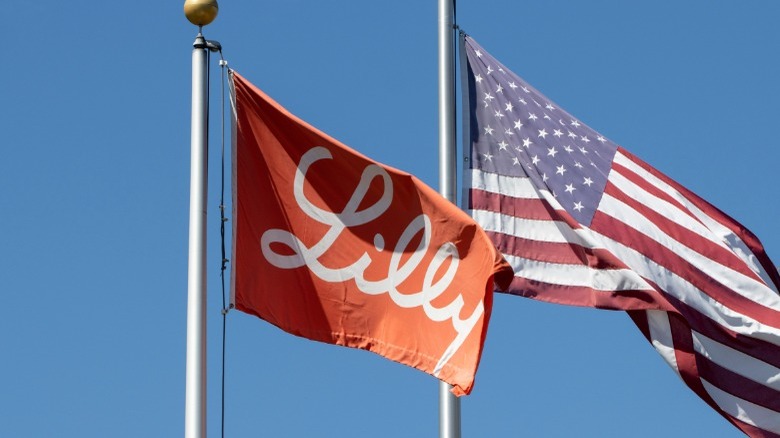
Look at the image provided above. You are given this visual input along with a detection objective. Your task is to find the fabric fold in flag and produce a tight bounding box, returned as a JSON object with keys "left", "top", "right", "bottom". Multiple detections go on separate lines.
{"left": 230, "top": 71, "right": 512, "bottom": 396}
{"left": 461, "top": 34, "right": 780, "bottom": 435}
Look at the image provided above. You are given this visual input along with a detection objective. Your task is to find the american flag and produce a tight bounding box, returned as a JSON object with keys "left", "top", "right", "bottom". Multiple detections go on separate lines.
{"left": 462, "top": 34, "right": 780, "bottom": 437}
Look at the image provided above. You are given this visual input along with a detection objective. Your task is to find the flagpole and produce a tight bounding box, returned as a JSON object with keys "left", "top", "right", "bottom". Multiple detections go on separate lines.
{"left": 184, "top": 1, "right": 219, "bottom": 437}
{"left": 438, "top": 0, "right": 461, "bottom": 437}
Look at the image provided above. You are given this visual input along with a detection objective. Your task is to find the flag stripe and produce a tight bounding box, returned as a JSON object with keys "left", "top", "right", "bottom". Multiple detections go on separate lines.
{"left": 470, "top": 188, "right": 559, "bottom": 221}
{"left": 646, "top": 310, "right": 681, "bottom": 375}
{"left": 702, "top": 379, "right": 780, "bottom": 434}
{"left": 506, "top": 276, "right": 664, "bottom": 310}
{"left": 484, "top": 229, "right": 625, "bottom": 269}
{"left": 501, "top": 252, "right": 652, "bottom": 292}
{"left": 470, "top": 208, "right": 579, "bottom": 245}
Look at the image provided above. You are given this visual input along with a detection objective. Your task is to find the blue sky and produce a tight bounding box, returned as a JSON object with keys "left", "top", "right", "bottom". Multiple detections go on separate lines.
{"left": 3, "top": 1, "right": 778, "bottom": 436}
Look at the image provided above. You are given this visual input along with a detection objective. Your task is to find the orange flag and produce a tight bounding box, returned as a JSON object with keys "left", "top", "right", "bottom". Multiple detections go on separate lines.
{"left": 230, "top": 71, "right": 511, "bottom": 395}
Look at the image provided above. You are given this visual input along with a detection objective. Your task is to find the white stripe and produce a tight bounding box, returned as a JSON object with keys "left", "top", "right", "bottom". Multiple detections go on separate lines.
{"left": 614, "top": 151, "right": 778, "bottom": 294}
{"left": 598, "top": 192, "right": 780, "bottom": 311}
{"left": 693, "top": 331, "right": 780, "bottom": 391}
{"left": 702, "top": 379, "right": 780, "bottom": 434}
{"left": 646, "top": 310, "right": 680, "bottom": 376}
{"left": 470, "top": 168, "right": 541, "bottom": 200}
{"left": 470, "top": 209, "right": 575, "bottom": 244}
{"left": 502, "top": 253, "right": 653, "bottom": 292}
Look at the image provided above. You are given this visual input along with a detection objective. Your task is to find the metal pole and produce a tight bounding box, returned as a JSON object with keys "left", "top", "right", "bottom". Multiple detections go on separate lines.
{"left": 438, "top": 0, "right": 461, "bottom": 437}
{"left": 185, "top": 32, "right": 209, "bottom": 438}
{"left": 438, "top": 0, "right": 457, "bottom": 204}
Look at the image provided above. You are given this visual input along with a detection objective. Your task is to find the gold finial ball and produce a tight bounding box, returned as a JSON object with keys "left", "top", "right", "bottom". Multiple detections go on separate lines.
{"left": 184, "top": 0, "right": 219, "bottom": 26}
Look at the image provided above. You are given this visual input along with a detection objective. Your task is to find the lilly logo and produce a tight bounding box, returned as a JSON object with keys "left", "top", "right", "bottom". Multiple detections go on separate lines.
{"left": 260, "top": 146, "right": 482, "bottom": 374}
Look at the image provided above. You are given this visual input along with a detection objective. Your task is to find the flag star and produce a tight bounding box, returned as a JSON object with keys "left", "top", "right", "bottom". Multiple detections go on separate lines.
{"left": 504, "top": 129, "right": 514, "bottom": 136}
{"left": 509, "top": 81, "right": 518, "bottom": 89}
{"left": 556, "top": 165, "right": 567, "bottom": 175}
{"left": 496, "top": 84, "right": 503, "bottom": 93}
{"left": 483, "top": 152, "right": 493, "bottom": 161}
{"left": 581, "top": 135, "right": 590, "bottom": 143}
{"left": 484, "top": 125, "right": 494, "bottom": 135}
{"left": 543, "top": 114, "right": 551, "bottom": 120}
{"left": 475, "top": 74, "right": 483, "bottom": 83}
{"left": 484, "top": 92, "right": 495, "bottom": 101}
{"left": 512, "top": 157, "right": 520, "bottom": 166}
{"left": 553, "top": 129, "right": 563, "bottom": 138}
{"left": 495, "top": 110, "right": 504, "bottom": 118}
{"left": 564, "top": 145, "right": 574, "bottom": 153}
{"left": 542, "top": 173, "right": 549, "bottom": 182}
{"left": 574, "top": 161, "right": 583, "bottom": 169}
{"left": 547, "top": 146, "right": 557, "bottom": 157}
{"left": 597, "top": 135, "right": 607, "bottom": 143}
{"left": 475, "top": 50, "right": 483, "bottom": 57}
{"left": 546, "top": 103, "right": 555, "bottom": 111}
{"left": 573, "top": 201, "right": 584, "bottom": 212}
{"left": 579, "top": 146, "right": 589, "bottom": 154}
{"left": 498, "top": 141, "right": 509, "bottom": 151}
{"left": 522, "top": 86, "right": 530, "bottom": 93}
{"left": 486, "top": 65, "right": 494, "bottom": 74}
{"left": 532, "top": 155, "right": 540, "bottom": 165}
{"left": 538, "top": 128, "right": 548, "bottom": 138}
{"left": 533, "top": 99, "right": 542, "bottom": 107}
{"left": 498, "top": 67, "right": 505, "bottom": 73}
{"left": 514, "top": 120, "right": 523, "bottom": 130}
{"left": 565, "top": 183, "right": 576, "bottom": 194}
{"left": 519, "top": 98, "right": 527, "bottom": 105}
{"left": 483, "top": 100, "right": 489, "bottom": 108}
{"left": 559, "top": 119, "right": 566, "bottom": 126}
{"left": 583, "top": 177, "right": 594, "bottom": 186}
{"left": 571, "top": 120, "right": 581, "bottom": 127}
{"left": 505, "top": 102, "right": 514, "bottom": 112}
{"left": 567, "top": 131, "right": 577, "bottom": 139}
{"left": 528, "top": 113, "right": 538, "bottom": 121}
{"left": 523, "top": 137, "right": 533, "bottom": 148}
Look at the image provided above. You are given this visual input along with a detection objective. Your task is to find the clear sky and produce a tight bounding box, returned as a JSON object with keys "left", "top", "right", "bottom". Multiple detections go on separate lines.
{"left": 3, "top": 1, "right": 778, "bottom": 437}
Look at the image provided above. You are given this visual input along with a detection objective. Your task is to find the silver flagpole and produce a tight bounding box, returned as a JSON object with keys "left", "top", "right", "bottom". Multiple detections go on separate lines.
{"left": 438, "top": 0, "right": 461, "bottom": 437}
{"left": 184, "top": 1, "right": 219, "bottom": 437}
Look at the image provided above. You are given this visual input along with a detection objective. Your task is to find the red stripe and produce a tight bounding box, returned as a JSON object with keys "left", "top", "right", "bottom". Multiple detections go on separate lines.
{"left": 484, "top": 230, "right": 626, "bottom": 270}
{"left": 696, "top": 354, "right": 780, "bottom": 413}
{"left": 627, "top": 310, "right": 651, "bottom": 341}
{"left": 503, "top": 276, "right": 665, "bottom": 311}
{"left": 605, "top": 178, "right": 766, "bottom": 284}
{"left": 591, "top": 212, "right": 780, "bottom": 331}
{"left": 664, "top": 313, "right": 743, "bottom": 431}
{"left": 731, "top": 420, "right": 780, "bottom": 438}
{"left": 470, "top": 188, "right": 554, "bottom": 221}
